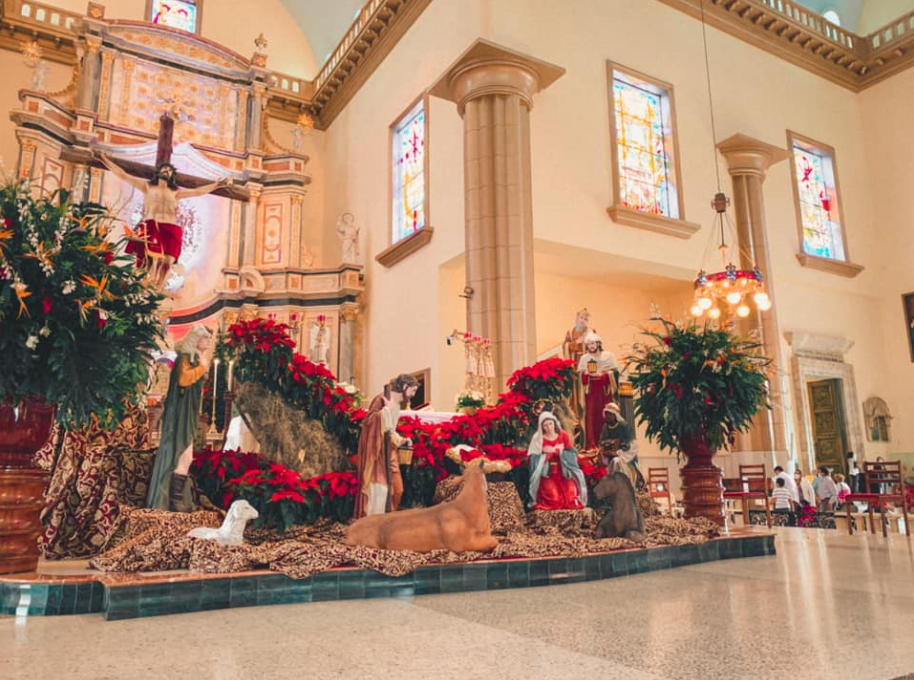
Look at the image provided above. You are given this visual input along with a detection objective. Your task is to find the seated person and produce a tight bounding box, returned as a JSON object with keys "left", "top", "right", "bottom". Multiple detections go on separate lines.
{"left": 834, "top": 472, "right": 851, "bottom": 510}
{"left": 598, "top": 403, "right": 644, "bottom": 491}
{"left": 527, "top": 411, "right": 587, "bottom": 511}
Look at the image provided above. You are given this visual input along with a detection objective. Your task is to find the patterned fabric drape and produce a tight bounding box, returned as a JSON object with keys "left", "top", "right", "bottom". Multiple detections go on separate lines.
{"left": 35, "top": 406, "right": 156, "bottom": 559}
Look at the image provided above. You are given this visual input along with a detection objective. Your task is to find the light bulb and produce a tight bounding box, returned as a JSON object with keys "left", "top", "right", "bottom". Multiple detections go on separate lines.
{"left": 722, "top": 280, "right": 730, "bottom": 288}
{"left": 737, "top": 304, "right": 751, "bottom": 318}
{"left": 757, "top": 297, "right": 772, "bottom": 311}
{"left": 726, "top": 291, "right": 742, "bottom": 305}
{"left": 690, "top": 304, "right": 703, "bottom": 317}
{"left": 754, "top": 291, "right": 771, "bottom": 311}
{"left": 698, "top": 296, "right": 713, "bottom": 310}
{"left": 708, "top": 307, "right": 722, "bottom": 320}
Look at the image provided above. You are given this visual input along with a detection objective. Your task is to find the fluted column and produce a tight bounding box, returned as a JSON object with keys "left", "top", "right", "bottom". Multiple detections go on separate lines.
{"left": 75, "top": 37, "right": 101, "bottom": 111}
{"left": 432, "top": 41, "right": 563, "bottom": 387}
{"left": 717, "top": 134, "right": 789, "bottom": 463}
{"left": 339, "top": 305, "right": 360, "bottom": 385}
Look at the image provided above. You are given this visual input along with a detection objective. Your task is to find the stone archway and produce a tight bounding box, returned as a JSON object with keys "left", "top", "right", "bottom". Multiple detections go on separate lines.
{"left": 786, "top": 332, "right": 865, "bottom": 473}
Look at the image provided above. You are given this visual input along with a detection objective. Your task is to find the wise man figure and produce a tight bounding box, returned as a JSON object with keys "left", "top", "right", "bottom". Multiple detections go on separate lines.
{"left": 562, "top": 308, "right": 594, "bottom": 434}
{"left": 599, "top": 402, "right": 644, "bottom": 491}
{"left": 578, "top": 331, "right": 619, "bottom": 450}
{"left": 353, "top": 373, "right": 419, "bottom": 519}
{"left": 98, "top": 153, "right": 228, "bottom": 289}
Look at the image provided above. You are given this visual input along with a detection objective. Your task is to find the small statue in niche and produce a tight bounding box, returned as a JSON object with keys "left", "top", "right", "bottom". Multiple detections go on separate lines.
{"left": 309, "top": 317, "right": 332, "bottom": 366}
{"left": 336, "top": 212, "right": 360, "bottom": 264}
{"left": 21, "top": 41, "right": 47, "bottom": 92}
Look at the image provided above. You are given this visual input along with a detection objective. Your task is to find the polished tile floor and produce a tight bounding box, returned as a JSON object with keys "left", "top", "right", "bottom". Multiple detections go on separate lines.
{"left": 3, "top": 527, "right": 914, "bottom": 680}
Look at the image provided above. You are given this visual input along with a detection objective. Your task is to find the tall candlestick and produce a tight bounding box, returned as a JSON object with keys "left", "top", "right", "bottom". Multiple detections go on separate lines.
{"left": 227, "top": 359, "right": 235, "bottom": 392}
{"left": 209, "top": 358, "right": 220, "bottom": 434}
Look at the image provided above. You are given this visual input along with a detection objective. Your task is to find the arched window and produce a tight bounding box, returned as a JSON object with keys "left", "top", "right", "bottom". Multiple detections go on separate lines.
{"left": 822, "top": 10, "right": 841, "bottom": 26}
{"left": 149, "top": 0, "right": 201, "bottom": 34}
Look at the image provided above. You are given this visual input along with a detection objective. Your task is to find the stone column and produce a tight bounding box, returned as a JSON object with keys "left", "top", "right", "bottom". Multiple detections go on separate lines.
{"left": 339, "top": 305, "right": 360, "bottom": 385}
{"left": 240, "top": 185, "right": 261, "bottom": 266}
{"left": 717, "top": 134, "right": 790, "bottom": 464}
{"left": 75, "top": 37, "right": 101, "bottom": 111}
{"left": 249, "top": 83, "right": 267, "bottom": 151}
{"left": 432, "top": 41, "right": 563, "bottom": 387}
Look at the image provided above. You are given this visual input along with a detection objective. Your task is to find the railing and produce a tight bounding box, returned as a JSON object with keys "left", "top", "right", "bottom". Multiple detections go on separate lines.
{"left": 6, "top": 0, "right": 81, "bottom": 34}
{"left": 314, "top": 0, "right": 386, "bottom": 90}
{"left": 269, "top": 71, "right": 305, "bottom": 96}
{"left": 755, "top": 0, "right": 856, "bottom": 49}
{"left": 868, "top": 9, "right": 914, "bottom": 51}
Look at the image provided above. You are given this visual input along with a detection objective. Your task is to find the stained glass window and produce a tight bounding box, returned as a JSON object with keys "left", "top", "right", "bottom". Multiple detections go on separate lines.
{"left": 612, "top": 70, "right": 680, "bottom": 219}
{"left": 391, "top": 99, "right": 426, "bottom": 244}
{"left": 150, "top": 0, "right": 199, "bottom": 34}
{"left": 792, "top": 139, "right": 845, "bottom": 260}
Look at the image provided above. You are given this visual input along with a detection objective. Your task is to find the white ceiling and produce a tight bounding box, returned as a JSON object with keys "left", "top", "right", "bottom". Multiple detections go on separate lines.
{"left": 278, "top": 0, "right": 366, "bottom": 65}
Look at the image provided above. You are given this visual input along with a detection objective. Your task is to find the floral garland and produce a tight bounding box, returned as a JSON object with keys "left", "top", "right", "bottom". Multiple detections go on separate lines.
{"left": 205, "top": 319, "right": 603, "bottom": 528}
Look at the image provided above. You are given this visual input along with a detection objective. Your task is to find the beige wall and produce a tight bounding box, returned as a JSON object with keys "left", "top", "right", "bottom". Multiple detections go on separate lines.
{"left": 44, "top": 0, "right": 318, "bottom": 77}
{"left": 859, "top": 66, "right": 914, "bottom": 454}
{"left": 857, "top": 0, "right": 914, "bottom": 34}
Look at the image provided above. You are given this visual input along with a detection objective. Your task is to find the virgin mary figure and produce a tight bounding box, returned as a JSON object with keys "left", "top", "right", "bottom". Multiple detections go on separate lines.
{"left": 527, "top": 411, "right": 588, "bottom": 510}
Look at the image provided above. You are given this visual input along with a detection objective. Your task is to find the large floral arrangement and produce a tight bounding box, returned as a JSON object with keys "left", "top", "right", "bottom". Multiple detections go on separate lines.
{"left": 627, "top": 317, "right": 770, "bottom": 457}
{"left": 0, "top": 183, "right": 162, "bottom": 427}
{"left": 225, "top": 318, "right": 365, "bottom": 452}
{"left": 192, "top": 448, "right": 356, "bottom": 532}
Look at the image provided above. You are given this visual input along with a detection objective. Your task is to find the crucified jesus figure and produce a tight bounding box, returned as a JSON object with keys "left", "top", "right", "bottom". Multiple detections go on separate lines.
{"left": 97, "top": 153, "right": 229, "bottom": 289}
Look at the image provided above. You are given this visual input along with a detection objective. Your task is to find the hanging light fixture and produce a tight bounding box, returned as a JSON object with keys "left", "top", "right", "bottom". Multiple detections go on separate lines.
{"left": 691, "top": 0, "right": 771, "bottom": 324}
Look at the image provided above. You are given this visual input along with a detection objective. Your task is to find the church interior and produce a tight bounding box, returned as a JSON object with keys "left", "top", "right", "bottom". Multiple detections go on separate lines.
{"left": 3, "top": 1, "right": 914, "bottom": 678}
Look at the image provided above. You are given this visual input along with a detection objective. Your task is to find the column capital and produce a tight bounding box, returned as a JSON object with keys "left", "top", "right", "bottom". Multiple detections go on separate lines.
{"left": 430, "top": 39, "right": 564, "bottom": 115}
{"left": 717, "top": 133, "right": 789, "bottom": 180}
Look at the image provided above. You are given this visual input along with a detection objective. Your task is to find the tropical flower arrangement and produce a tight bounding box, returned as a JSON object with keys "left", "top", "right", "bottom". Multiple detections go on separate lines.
{"left": 627, "top": 317, "right": 770, "bottom": 458}
{"left": 0, "top": 183, "right": 163, "bottom": 427}
{"left": 191, "top": 447, "right": 357, "bottom": 532}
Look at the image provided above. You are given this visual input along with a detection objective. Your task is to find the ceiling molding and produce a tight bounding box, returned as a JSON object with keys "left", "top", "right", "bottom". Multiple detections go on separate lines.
{"left": 656, "top": 0, "right": 914, "bottom": 92}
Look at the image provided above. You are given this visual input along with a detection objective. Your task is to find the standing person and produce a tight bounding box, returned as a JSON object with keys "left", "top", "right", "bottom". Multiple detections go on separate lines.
{"left": 353, "top": 374, "right": 418, "bottom": 519}
{"left": 847, "top": 451, "right": 860, "bottom": 493}
{"left": 817, "top": 466, "right": 838, "bottom": 513}
{"left": 771, "top": 477, "right": 795, "bottom": 523}
{"left": 795, "top": 469, "right": 816, "bottom": 508}
{"left": 578, "top": 331, "right": 619, "bottom": 450}
{"left": 146, "top": 324, "right": 212, "bottom": 511}
{"left": 773, "top": 465, "right": 799, "bottom": 505}
{"left": 834, "top": 473, "right": 851, "bottom": 510}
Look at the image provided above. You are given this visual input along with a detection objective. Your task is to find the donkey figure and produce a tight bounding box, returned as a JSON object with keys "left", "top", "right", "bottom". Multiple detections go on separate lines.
{"left": 593, "top": 471, "right": 645, "bottom": 541}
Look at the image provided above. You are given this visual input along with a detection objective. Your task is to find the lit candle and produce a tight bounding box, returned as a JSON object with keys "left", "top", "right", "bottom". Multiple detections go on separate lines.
{"left": 210, "top": 358, "right": 220, "bottom": 431}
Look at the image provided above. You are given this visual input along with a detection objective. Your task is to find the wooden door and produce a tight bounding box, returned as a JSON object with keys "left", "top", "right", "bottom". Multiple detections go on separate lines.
{"left": 807, "top": 379, "right": 847, "bottom": 474}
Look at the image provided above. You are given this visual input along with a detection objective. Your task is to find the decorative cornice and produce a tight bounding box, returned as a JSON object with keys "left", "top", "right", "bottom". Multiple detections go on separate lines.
{"left": 375, "top": 226, "right": 434, "bottom": 267}
{"left": 656, "top": 0, "right": 914, "bottom": 92}
{"left": 795, "top": 252, "right": 864, "bottom": 278}
{"left": 606, "top": 204, "right": 701, "bottom": 239}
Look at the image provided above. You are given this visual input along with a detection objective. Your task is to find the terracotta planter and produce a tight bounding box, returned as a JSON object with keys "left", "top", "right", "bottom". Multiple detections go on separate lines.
{"left": 0, "top": 399, "right": 54, "bottom": 574}
{"left": 678, "top": 432, "right": 725, "bottom": 526}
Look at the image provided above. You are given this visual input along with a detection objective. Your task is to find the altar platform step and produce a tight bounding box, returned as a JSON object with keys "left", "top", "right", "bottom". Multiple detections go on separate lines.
{"left": 1, "top": 528, "right": 775, "bottom": 621}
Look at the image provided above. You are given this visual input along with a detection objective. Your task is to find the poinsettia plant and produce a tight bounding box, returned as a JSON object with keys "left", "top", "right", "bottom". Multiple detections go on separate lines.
{"left": 627, "top": 317, "right": 770, "bottom": 458}
{"left": 0, "top": 182, "right": 163, "bottom": 428}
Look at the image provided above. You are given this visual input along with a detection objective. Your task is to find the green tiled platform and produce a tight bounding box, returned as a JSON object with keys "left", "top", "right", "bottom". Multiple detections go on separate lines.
{"left": 1, "top": 533, "right": 774, "bottom": 620}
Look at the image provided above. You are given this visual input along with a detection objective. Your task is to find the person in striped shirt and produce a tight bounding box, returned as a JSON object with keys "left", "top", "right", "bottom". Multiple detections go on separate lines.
{"left": 772, "top": 477, "right": 795, "bottom": 521}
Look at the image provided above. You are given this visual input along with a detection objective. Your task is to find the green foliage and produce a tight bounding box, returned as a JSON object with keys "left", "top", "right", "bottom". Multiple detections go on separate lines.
{"left": 627, "top": 317, "right": 770, "bottom": 458}
{"left": 0, "top": 182, "right": 163, "bottom": 428}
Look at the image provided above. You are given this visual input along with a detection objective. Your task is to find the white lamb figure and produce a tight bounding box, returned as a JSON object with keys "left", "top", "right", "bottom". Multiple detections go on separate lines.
{"left": 187, "top": 500, "right": 259, "bottom": 546}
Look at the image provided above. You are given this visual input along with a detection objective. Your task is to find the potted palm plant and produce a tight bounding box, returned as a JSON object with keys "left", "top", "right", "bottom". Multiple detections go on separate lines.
{"left": 0, "top": 182, "right": 162, "bottom": 573}
{"left": 627, "top": 317, "right": 770, "bottom": 524}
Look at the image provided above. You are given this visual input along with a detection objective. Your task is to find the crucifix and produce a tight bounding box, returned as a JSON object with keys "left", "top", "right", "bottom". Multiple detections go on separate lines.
{"left": 72, "top": 112, "right": 249, "bottom": 289}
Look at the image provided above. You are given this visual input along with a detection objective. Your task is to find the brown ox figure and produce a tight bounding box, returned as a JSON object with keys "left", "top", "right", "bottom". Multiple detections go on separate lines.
{"left": 593, "top": 471, "right": 645, "bottom": 541}
{"left": 345, "top": 460, "right": 498, "bottom": 553}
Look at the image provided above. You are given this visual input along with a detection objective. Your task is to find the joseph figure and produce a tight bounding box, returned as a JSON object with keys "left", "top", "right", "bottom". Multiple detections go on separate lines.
{"left": 353, "top": 373, "right": 419, "bottom": 519}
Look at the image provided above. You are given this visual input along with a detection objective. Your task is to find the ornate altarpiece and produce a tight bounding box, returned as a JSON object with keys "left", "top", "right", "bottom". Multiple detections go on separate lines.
{"left": 10, "top": 14, "right": 364, "bottom": 385}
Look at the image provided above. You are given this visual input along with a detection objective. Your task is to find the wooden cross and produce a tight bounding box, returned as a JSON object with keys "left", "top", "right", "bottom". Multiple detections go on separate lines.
{"left": 64, "top": 112, "right": 250, "bottom": 202}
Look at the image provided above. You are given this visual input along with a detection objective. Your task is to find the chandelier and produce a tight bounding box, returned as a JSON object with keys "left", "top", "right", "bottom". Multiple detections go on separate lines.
{"left": 690, "top": 0, "right": 772, "bottom": 324}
